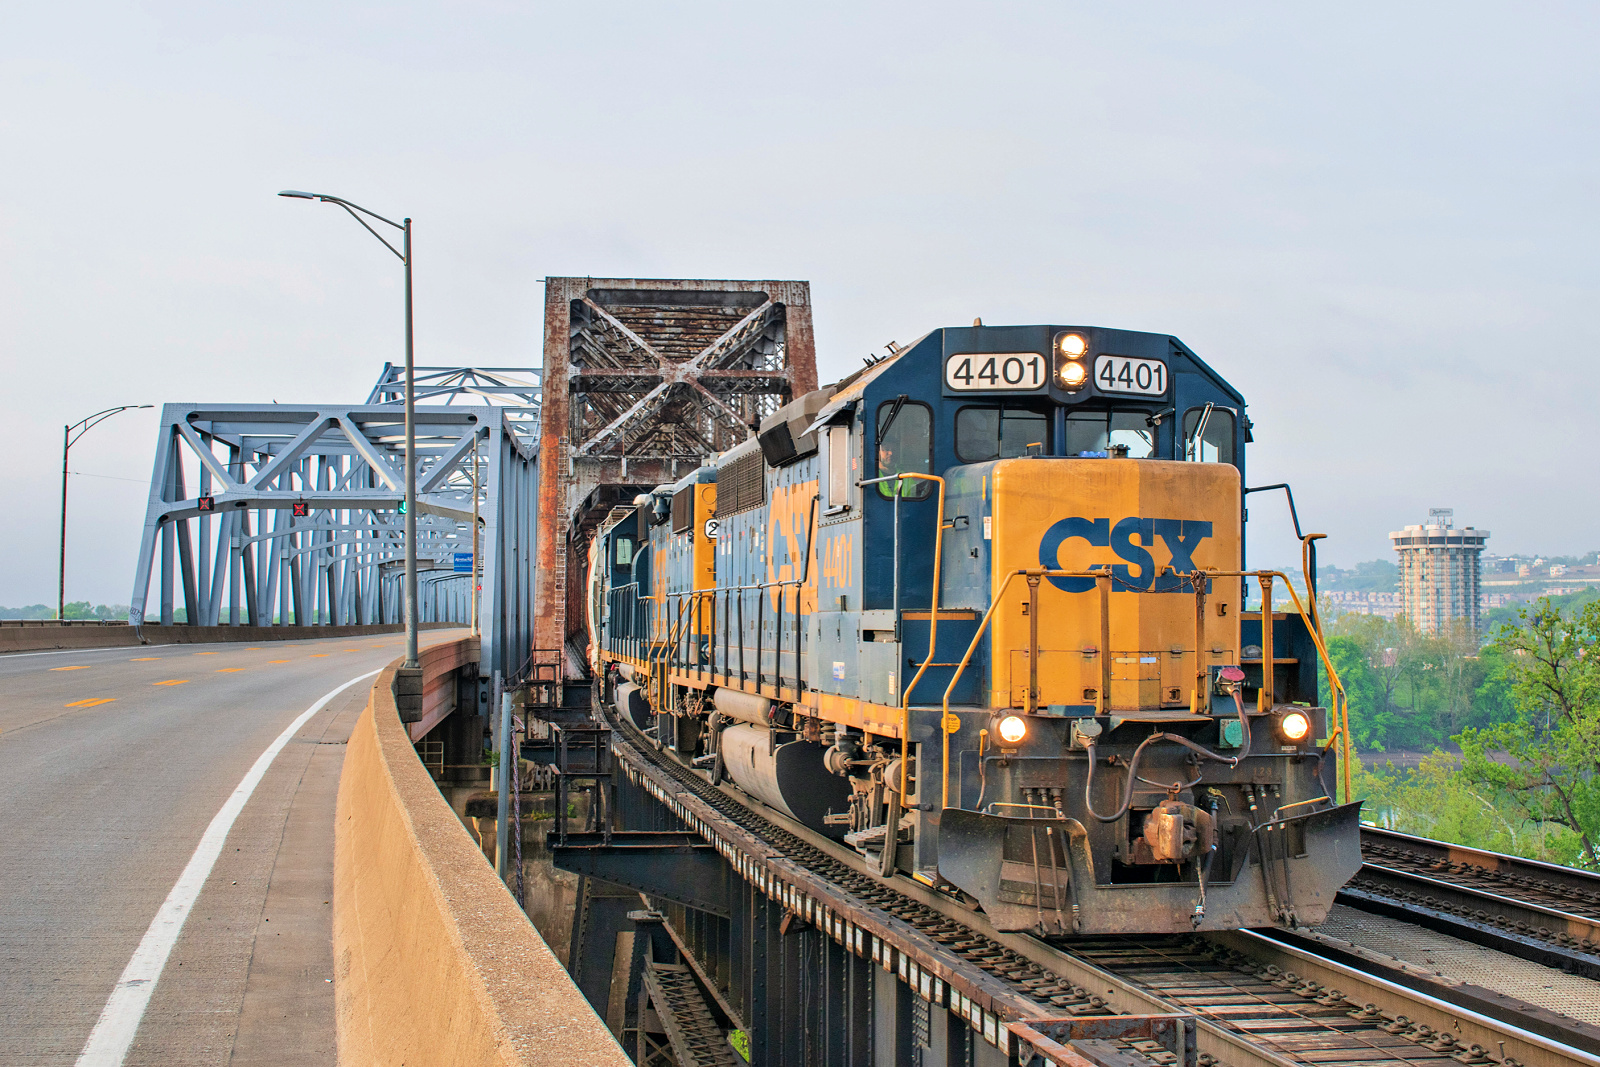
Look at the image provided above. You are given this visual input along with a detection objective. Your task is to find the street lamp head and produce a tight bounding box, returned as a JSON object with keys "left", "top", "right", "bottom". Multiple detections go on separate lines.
{"left": 278, "top": 189, "right": 318, "bottom": 200}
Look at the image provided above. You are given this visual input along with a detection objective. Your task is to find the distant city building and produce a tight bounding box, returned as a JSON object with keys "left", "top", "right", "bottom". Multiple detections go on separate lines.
{"left": 1323, "top": 590, "right": 1403, "bottom": 620}
{"left": 1389, "top": 509, "right": 1489, "bottom": 633}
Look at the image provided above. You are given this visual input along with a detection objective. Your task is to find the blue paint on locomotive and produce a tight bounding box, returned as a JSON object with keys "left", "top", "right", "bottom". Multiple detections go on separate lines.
{"left": 594, "top": 322, "right": 1256, "bottom": 710}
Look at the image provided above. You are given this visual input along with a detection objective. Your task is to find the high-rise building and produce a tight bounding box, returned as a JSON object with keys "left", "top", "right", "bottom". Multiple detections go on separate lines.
{"left": 1389, "top": 509, "right": 1489, "bottom": 633}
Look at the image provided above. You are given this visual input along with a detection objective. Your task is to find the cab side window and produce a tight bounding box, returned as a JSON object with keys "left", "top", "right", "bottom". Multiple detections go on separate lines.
{"left": 1183, "top": 406, "right": 1236, "bottom": 464}
{"left": 824, "top": 424, "right": 853, "bottom": 511}
{"left": 955, "top": 406, "right": 1049, "bottom": 462}
{"left": 874, "top": 399, "right": 933, "bottom": 499}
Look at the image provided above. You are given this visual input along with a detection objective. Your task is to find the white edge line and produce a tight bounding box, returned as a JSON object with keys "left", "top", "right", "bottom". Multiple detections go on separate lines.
{"left": 74, "top": 667, "right": 383, "bottom": 1067}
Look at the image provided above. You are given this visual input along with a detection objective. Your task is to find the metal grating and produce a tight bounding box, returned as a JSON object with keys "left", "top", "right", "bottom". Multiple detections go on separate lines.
{"left": 640, "top": 961, "right": 744, "bottom": 1067}
{"left": 715, "top": 449, "right": 765, "bottom": 518}
{"left": 671, "top": 486, "right": 694, "bottom": 534}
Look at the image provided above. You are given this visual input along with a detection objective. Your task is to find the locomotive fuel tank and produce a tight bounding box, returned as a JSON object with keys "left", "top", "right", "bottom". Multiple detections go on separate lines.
{"left": 719, "top": 723, "right": 854, "bottom": 838}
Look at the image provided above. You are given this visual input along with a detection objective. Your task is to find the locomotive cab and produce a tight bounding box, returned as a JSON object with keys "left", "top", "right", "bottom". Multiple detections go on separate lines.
{"left": 588, "top": 321, "right": 1363, "bottom": 937}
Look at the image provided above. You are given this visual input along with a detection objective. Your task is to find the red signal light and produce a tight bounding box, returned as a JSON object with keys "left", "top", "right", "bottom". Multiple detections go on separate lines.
{"left": 292, "top": 501, "right": 310, "bottom": 517}
{"left": 196, "top": 495, "right": 215, "bottom": 512}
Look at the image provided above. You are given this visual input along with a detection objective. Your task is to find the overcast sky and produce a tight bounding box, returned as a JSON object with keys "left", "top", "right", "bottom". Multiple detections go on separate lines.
{"left": 3, "top": 2, "right": 1596, "bottom": 606}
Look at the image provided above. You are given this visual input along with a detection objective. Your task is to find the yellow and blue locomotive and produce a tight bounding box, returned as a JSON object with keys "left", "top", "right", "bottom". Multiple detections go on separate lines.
{"left": 588, "top": 322, "right": 1361, "bottom": 935}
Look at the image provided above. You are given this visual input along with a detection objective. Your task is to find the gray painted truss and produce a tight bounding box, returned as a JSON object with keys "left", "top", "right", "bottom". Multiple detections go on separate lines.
{"left": 129, "top": 399, "right": 539, "bottom": 683}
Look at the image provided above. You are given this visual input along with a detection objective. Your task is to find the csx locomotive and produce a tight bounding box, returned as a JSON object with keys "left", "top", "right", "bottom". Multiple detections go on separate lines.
{"left": 588, "top": 322, "right": 1362, "bottom": 935}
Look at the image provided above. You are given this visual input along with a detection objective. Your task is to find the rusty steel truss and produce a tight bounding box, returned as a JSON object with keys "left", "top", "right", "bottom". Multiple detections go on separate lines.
{"left": 536, "top": 279, "right": 817, "bottom": 677}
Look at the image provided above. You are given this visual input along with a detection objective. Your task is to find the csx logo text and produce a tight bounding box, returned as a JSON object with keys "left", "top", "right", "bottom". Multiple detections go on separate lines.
{"left": 1039, "top": 517, "right": 1214, "bottom": 592}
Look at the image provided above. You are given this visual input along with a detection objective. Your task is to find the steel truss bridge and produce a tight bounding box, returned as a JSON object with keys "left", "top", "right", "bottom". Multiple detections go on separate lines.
{"left": 128, "top": 366, "right": 540, "bottom": 683}
{"left": 117, "top": 276, "right": 1600, "bottom": 1067}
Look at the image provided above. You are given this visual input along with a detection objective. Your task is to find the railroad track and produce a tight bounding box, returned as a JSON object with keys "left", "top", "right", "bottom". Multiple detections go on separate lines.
{"left": 579, "top": 709, "right": 1600, "bottom": 1067}
{"left": 1348, "top": 828, "right": 1600, "bottom": 979}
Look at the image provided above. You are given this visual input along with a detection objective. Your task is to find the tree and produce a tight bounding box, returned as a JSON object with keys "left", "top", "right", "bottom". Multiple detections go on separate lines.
{"left": 1453, "top": 598, "right": 1600, "bottom": 868}
{"left": 1322, "top": 611, "right": 1415, "bottom": 749}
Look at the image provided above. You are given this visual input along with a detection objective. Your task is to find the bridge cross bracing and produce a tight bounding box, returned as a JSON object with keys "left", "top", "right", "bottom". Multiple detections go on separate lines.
{"left": 128, "top": 370, "right": 540, "bottom": 685}
{"left": 535, "top": 278, "right": 818, "bottom": 678}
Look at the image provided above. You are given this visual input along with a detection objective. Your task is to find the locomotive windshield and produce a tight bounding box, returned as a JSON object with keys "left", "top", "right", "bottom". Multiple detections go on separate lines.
{"left": 1184, "top": 405, "right": 1236, "bottom": 464}
{"left": 1064, "top": 409, "right": 1157, "bottom": 458}
{"left": 953, "top": 405, "right": 1049, "bottom": 462}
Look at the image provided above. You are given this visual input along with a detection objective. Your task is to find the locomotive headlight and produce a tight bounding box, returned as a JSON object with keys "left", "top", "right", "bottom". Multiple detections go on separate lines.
{"left": 1058, "top": 360, "right": 1088, "bottom": 387}
{"left": 997, "top": 715, "right": 1028, "bottom": 744}
{"left": 1278, "top": 710, "right": 1311, "bottom": 743}
{"left": 1057, "top": 332, "right": 1088, "bottom": 357}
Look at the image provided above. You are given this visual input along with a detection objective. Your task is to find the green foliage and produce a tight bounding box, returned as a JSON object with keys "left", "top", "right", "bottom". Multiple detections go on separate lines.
{"left": 1483, "top": 586, "right": 1599, "bottom": 634}
{"left": 1318, "top": 609, "right": 1502, "bottom": 752}
{"left": 1347, "top": 597, "right": 1600, "bottom": 869}
{"left": 0, "top": 602, "right": 132, "bottom": 620}
{"left": 0, "top": 604, "right": 56, "bottom": 619}
{"left": 1451, "top": 599, "right": 1600, "bottom": 867}
{"left": 1353, "top": 750, "right": 1588, "bottom": 865}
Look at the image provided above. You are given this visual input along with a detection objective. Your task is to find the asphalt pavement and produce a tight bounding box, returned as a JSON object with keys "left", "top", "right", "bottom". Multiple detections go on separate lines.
{"left": 0, "top": 630, "right": 465, "bottom": 1066}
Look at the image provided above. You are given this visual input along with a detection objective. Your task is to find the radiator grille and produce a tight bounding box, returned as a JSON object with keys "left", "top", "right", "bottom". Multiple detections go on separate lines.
{"left": 716, "top": 450, "right": 765, "bottom": 517}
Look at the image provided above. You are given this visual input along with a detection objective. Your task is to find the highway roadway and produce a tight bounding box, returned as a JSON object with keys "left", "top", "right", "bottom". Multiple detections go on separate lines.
{"left": 0, "top": 630, "right": 465, "bottom": 1066}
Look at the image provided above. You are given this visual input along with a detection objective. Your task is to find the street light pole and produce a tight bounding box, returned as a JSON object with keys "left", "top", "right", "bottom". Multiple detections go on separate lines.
{"left": 59, "top": 405, "right": 152, "bottom": 620}
{"left": 403, "top": 216, "right": 418, "bottom": 669}
{"left": 279, "top": 190, "right": 419, "bottom": 669}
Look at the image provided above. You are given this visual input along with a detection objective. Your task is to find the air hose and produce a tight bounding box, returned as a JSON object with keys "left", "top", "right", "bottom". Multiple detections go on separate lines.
{"left": 1083, "top": 691, "right": 1253, "bottom": 824}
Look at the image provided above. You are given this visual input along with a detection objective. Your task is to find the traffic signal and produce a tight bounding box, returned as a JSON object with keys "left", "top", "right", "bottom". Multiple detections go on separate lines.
{"left": 398, "top": 499, "right": 407, "bottom": 515}
{"left": 197, "top": 496, "right": 215, "bottom": 512}
{"left": 292, "top": 501, "right": 310, "bottom": 518}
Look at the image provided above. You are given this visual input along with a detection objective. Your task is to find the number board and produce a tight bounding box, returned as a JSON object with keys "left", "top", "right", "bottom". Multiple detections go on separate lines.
{"left": 1094, "top": 355, "right": 1167, "bottom": 396}
{"left": 944, "top": 352, "right": 1047, "bottom": 392}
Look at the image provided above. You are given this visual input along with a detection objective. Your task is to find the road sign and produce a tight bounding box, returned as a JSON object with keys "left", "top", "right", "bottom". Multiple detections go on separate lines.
{"left": 453, "top": 552, "right": 473, "bottom": 573}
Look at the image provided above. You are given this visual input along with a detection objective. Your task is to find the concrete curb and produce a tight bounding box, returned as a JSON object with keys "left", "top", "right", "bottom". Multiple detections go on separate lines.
{"left": 0, "top": 621, "right": 458, "bottom": 655}
{"left": 333, "top": 638, "right": 629, "bottom": 1066}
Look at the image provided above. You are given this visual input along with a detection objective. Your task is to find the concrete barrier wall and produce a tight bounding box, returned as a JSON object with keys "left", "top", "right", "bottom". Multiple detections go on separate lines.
{"left": 334, "top": 639, "right": 630, "bottom": 1066}
{"left": 0, "top": 620, "right": 458, "bottom": 654}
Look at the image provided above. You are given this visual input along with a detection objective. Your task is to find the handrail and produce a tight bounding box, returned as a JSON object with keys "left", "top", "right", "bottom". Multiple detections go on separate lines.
{"left": 860, "top": 472, "right": 946, "bottom": 801}
{"left": 939, "top": 567, "right": 1112, "bottom": 811}
{"left": 660, "top": 580, "right": 806, "bottom": 692}
{"left": 935, "top": 567, "right": 1354, "bottom": 814}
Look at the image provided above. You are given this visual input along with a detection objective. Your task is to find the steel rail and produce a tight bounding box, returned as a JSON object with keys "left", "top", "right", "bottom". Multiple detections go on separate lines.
{"left": 589, "top": 694, "right": 1600, "bottom": 1067}
{"left": 1361, "top": 827, "right": 1600, "bottom": 916}
{"left": 1341, "top": 827, "right": 1600, "bottom": 980}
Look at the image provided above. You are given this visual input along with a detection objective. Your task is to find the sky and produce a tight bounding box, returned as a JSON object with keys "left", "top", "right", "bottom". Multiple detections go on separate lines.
{"left": 2, "top": 2, "right": 1597, "bottom": 606}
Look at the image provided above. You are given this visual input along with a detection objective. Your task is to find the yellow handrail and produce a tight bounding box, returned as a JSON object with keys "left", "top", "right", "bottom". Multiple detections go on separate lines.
{"left": 938, "top": 567, "right": 1111, "bottom": 811}
{"left": 886, "top": 473, "right": 945, "bottom": 800}
{"left": 933, "top": 567, "right": 1355, "bottom": 813}
{"left": 1191, "top": 569, "right": 1351, "bottom": 803}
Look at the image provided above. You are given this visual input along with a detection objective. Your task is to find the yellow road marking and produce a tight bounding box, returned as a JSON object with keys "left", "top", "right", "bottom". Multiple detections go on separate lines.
{"left": 309, "top": 654, "right": 330, "bottom": 658}
{"left": 66, "top": 698, "right": 116, "bottom": 708}
{"left": 50, "top": 666, "right": 91, "bottom": 671}
{"left": 246, "top": 647, "right": 262, "bottom": 651}
{"left": 130, "top": 657, "right": 159, "bottom": 661}
{"left": 268, "top": 660, "right": 290, "bottom": 664}
{"left": 154, "top": 679, "right": 189, "bottom": 686}
{"left": 193, "top": 651, "right": 219, "bottom": 656}
{"left": 215, "top": 668, "right": 245, "bottom": 673}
